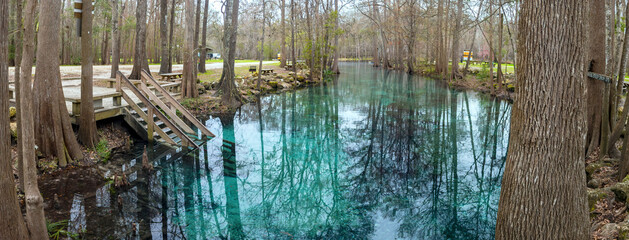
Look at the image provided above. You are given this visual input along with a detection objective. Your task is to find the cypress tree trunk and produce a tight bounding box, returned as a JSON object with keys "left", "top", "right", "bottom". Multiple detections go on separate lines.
{"left": 129, "top": 0, "right": 150, "bottom": 80}
{"left": 168, "top": 0, "right": 176, "bottom": 72}
{"left": 159, "top": 0, "right": 170, "bottom": 74}
{"left": 110, "top": 0, "right": 120, "bottom": 78}
{"left": 79, "top": 0, "right": 98, "bottom": 147}
{"left": 183, "top": 0, "right": 199, "bottom": 98}
{"left": 34, "top": 0, "right": 83, "bottom": 167}
{"left": 20, "top": 0, "right": 50, "bottom": 237}
{"left": 280, "top": 0, "right": 286, "bottom": 67}
{"left": 0, "top": 0, "right": 29, "bottom": 237}
{"left": 199, "top": 0, "right": 209, "bottom": 73}
{"left": 495, "top": 0, "right": 589, "bottom": 238}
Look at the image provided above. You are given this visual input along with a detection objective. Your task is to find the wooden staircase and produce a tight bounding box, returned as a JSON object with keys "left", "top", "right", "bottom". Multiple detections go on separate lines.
{"left": 115, "top": 70, "right": 214, "bottom": 148}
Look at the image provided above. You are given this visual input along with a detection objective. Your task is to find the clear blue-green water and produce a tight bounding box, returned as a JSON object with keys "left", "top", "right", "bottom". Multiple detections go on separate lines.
{"left": 78, "top": 63, "right": 510, "bottom": 239}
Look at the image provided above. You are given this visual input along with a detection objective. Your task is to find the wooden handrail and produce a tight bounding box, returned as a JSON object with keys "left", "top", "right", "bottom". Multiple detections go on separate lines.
{"left": 121, "top": 92, "right": 175, "bottom": 145}
{"left": 117, "top": 71, "right": 198, "bottom": 148}
{"left": 141, "top": 70, "right": 215, "bottom": 138}
{"left": 139, "top": 82, "right": 195, "bottom": 135}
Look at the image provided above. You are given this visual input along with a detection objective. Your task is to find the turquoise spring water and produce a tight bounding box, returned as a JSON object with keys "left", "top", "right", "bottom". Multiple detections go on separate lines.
{"left": 79, "top": 62, "right": 511, "bottom": 239}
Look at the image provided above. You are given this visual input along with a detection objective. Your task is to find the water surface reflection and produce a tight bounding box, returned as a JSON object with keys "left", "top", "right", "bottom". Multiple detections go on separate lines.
{"left": 77, "top": 63, "right": 510, "bottom": 239}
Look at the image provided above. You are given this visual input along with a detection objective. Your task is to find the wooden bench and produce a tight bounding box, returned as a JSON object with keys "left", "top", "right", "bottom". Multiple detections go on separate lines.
{"left": 64, "top": 87, "right": 122, "bottom": 116}
{"left": 260, "top": 69, "right": 273, "bottom": 75}
{"left": 249, "top": 66, "right": 257, "bottom": 73}
{"left": 159, "top": 73, "right": 183, "bottom": 82}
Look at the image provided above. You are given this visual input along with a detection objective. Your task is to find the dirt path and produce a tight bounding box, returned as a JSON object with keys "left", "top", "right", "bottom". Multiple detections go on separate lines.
{"left": 7, "top": 61, "right": 276, "bottom": 81}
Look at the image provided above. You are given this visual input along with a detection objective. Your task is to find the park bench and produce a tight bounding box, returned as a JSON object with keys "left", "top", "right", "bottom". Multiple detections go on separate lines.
{"left": 249, "top": 66, "right": 257, "bottom": 73}
{"left": 159, "top": 73, "right": 183, "bottom": 82}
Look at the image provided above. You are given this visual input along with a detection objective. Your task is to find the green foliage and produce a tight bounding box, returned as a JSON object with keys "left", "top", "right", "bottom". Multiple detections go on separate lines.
{"left": 9, "top": 107, "right": 16, "bottom": 118}
{"left": 47, "top": 220, "right": 79, "bottom": 240}
{"left": 95, "top": 138, "right": 110, "bottom": 163}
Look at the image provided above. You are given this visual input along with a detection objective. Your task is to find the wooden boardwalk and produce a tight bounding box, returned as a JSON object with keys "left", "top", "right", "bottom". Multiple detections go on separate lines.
{"left": 8, "top": 77, "right": 181, "bottom": 124}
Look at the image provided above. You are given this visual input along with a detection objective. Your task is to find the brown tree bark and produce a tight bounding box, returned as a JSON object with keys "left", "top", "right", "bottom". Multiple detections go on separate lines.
{"left": 257, "top": 0, "right": 266, "bottom": 90}
{"left": 159, "top": 0, "right": 169, "bottom": 74}
{"left": 194, "top": 0, "right": 201, "bottom": 52}
{"left": 110, "top": 0, "right": 121, "bottom": 78}
{"left": 0, "top": 0, "right": 29, "bottom": 237}
{"left": 13, "top": 0, "right": 24, "bottom": 191}
{"left": 217, "top": 0, "right": 243, "bottom": 107}
{"left": 331, "top": 0, "right": 340, "bottom": 74}
{"left": 168, "top": 0, "right": 176, "bottom": 72}
{"left": 183, "top": 0, "right": 199, "bottom": 98}
{"left": 19, "top": 0, "right": 50, "bottom": 237}
{"left": 608, "top": 1, "right": 629, "bottom": 155}
{"left": 129, "top": 0, "right": 150, "bottom": 79}
{"left": 450, "top": 0, "right": 463, "bottom": 81}
{"left": 199, "top": 0, "right": 209, "bottom": 73}
{"left": 34, "top": 0, "right": 83, "bottom": 167}
{"left": 79, "top": 0, "right": 98, "bottom": 147}
{"left": 280, "top": 0, "right": 286, "bottom": 67}
{"left": 495, "top": 0, "right": 589, "bottom": 238}
{"left": 291, "top": 0, "right": 296, "bottom": 74}
{"left": 587, "top": 0, "right": 607, "bottom": 156}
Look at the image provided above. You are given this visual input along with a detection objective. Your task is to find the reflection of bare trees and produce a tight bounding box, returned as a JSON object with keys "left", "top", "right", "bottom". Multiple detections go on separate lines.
{"left": 78, "top": 64, "right": 510, "bottom": 239}
{"left": 345, "top": 69, "right": 510, "bottom": 239}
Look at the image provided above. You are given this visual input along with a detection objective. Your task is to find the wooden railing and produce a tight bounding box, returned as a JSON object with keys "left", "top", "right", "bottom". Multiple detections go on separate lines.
{"left": 141, "top": 70, "right": 215, "bottom": 138}
{"left": 116, "top": 71, "right": 198, "bottom": 148}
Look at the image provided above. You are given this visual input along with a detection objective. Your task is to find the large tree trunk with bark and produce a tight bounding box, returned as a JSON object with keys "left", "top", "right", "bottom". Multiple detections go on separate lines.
{"left": 199, "top": 0, "right": 209, "bottom": 73}
{"left": 608, "top": 1, "right": 629, "bottom": 156}
{"left": 19, "top": 0, "right": 50, "bottom": 237}
{"left": 217, "top": 0, "right": 243, "bottom": 108}
{"left": 257, "top": 0, "right": 266, "bottom": 90}
{"left": 331, "top": 0, "right": 340, "bottom": 74}
{"left": 280, "top": 0, "right": 286, "bottom": 67}
{"left": 159, "top": 0, "right": 169, "bottom": 74}
{"left": 587, "top": 0, "right": 607, "bottom": 156}
{"left": 168, "top": 0, "right": 176, "bottom": 72}
{"left": 34, "top": 0, "right": 83, "bottom": 167}
{"left": 183, "top": 0, "right": 199, "bottom": 98}
{"left": 13, "top": 0, "right": 24, "bottom": 191}
{"left": 450, "top": 0, "right": 463, "bottom": 81}
{"left": 495, "top": 0, "right": 589, "bottom": 238}
{"left": 129, "top": 0, "right": 150, "bottom": 79}
{"left": 110, "top": 0, "right": 120, "bottom": 78}
{"left": 0, "top": 0, "right": 29, "bottom": 237}
{"left": 79, "top": 0, "right": 98, "bottom": 147}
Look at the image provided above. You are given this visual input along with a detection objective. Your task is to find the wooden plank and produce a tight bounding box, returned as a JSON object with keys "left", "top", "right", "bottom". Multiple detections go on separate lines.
{"left": 118, "top": 72, "right": 196, "bottom": 148}
{"left": 121, "top": 81, "right": 177, "bottom": 145}
{"left": 141, "top": 70, "right": 215, "bottom": 138}
{"left": 140, "top": 82, "right": 195, "bottom": 135}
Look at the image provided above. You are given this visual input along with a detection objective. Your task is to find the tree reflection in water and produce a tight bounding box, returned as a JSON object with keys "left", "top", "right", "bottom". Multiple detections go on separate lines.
{"left": 77, "top": 63, "right": 509, "bottom": 240}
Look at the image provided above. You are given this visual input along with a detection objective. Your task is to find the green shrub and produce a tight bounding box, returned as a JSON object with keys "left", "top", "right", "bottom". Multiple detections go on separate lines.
{"left": 47, "top": 220, "right": 79, "bottom": 240}
{"left": 95, "top": 138, "right": 110, "bottom": 163}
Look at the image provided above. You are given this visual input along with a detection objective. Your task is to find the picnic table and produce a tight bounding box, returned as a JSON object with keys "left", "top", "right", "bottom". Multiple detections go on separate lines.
{"left": 159, "top": 73, "right": 183, "bottom": 82}
{"left": 260, "top": 69, "right": 274, "bottom": 75}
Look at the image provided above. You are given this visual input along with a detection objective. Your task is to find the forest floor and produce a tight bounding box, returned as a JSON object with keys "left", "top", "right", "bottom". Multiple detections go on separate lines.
{"left": 585, "top": 147, "right": 629, "bottom": 240}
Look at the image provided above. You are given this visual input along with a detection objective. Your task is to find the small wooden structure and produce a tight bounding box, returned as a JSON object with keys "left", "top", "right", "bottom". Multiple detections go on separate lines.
{"left": 260, "top": 69, "right": 274, "bottom": 75}
{"left": 159, "top": 73, "right": 183, "bottom": 82}
{"left": 249, "top": 66, "right": 257, "bottom": 73}
{"left": 116, "top": 70, "right": 214, "bottom": 148}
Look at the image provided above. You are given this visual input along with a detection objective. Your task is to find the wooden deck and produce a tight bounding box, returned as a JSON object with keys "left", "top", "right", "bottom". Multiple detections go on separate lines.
{"left": 7, "top": 77, "right": 182, "bottom": 124}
